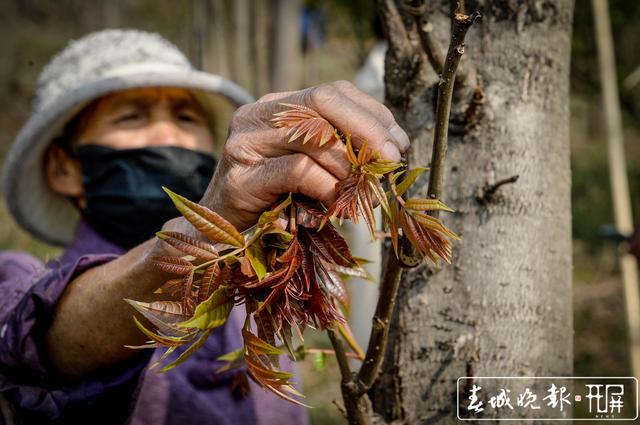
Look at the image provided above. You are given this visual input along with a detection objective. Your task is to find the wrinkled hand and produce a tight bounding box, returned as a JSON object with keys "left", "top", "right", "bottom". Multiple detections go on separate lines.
{"left": 200, "top": 80, "right": 410, "bottom": 231}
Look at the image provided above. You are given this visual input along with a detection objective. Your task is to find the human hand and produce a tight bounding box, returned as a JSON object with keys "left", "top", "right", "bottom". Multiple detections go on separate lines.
{"left": 199, "top": 80, "right": 410, "bottom": 231}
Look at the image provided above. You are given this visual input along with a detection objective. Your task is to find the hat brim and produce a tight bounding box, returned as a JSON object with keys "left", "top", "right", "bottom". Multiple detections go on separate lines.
{"left": 2, "top": 70, "right": 255, "bottom": 246}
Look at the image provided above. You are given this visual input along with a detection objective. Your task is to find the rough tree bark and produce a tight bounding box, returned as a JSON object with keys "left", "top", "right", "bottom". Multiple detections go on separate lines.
{"left": 373, "top": 1, "right": 575, "bottom": 423}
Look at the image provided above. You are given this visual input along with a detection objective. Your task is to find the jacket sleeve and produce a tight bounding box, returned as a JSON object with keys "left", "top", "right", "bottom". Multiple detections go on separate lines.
{"left": 0, "top": 251, "right": 153, "bottom": 424}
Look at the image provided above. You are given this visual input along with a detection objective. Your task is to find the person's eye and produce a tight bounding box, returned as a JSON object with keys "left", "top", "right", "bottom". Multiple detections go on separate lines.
{"left": 178, "top": 113, "right": 195, "bottom": 122}
{"left": 177, "top": 110, "right": 202, "bottom": 124}
{"left": 114, "top": 112, "right": 141, "bottom": 123}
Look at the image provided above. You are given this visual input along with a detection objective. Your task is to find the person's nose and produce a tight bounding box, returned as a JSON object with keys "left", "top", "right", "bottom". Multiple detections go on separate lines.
{"left": 145, "top": 117, "right": 187, "bottom": 148}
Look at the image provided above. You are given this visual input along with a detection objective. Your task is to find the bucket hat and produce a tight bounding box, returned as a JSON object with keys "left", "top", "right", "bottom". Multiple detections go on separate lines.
{"left": 2, "top": 29, "right": 254, "bottom": 247}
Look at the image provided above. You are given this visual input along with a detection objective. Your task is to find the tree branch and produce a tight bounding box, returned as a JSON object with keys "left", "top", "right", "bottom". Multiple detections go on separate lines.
{"left": 328, "top": 5, "right": 480, "bottom": 425}
{"left": 405, "top": 1, "right": 476, "bottom": 102}
{"left": 357, "top": 4, "right": 481, "bottom": 405}
{"left": 305, "top": 348, "right": 361, "bottom": 359}
{"left": 403, "top": 1, "right": 445, "bottom": 75}
{"left": 479, "top": 175, "right": 520, "bottom": 203}
{"left": 427, "top": 10, "right": 481, "bottom": 201}
{"left": 417, "top": 20, "right": 445, "bottom": 75}
{"left": 328, "top": 328, "right": 373, "bottom": 425}
{"left": 327, "top": 328, "right": 353, "bottom": 379}
{"left": 377, "top": 0, "right": 411, "bottom": 57}
{"left": 356, "top": 254, "right": 403, "bottom": 391}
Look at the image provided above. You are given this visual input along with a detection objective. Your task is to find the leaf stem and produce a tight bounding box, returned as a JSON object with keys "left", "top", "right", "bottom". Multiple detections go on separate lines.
{"left": 192, "top": 223, "right": 269, "bottom": 271}
{"left": 193, "top": 246, "right": 244, "bottom": 271}
{"left": 304, "top": 348, "right": 361, "bottom": 359}
{"left": 388, "top": 174, "right": 406, "bottom": 208}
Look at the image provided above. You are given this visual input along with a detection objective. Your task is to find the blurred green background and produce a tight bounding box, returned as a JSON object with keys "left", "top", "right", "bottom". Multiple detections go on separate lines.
{"left": 1, "top": 1, "right": 639, "bottom": 423}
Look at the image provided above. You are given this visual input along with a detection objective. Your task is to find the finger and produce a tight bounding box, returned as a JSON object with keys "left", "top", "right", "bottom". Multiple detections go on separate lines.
{"left": 234, "top": 127, "right": 352, "bottom": 180}
{"left": 257, "top": 91, "right": 297, "bottom": 103}
{"left": 304, "top": 88, "right": 404, "bottom": 162}
{"left": 331, "top": 81, "right": 410, "bottom": 152}
{"left": 231, "top": 91, "right": 307, "bottom": 131}
{"left": 266, "top": 85, "right": 404, "bottom": 162}
{"left": 236, "top": 84, "right": 409, "bottom": 160}
{"left": 263, "top": 154, "right": 340, "bottom": 208}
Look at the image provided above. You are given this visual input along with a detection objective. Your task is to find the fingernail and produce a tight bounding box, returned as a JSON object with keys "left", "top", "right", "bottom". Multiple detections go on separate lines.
{"left": 390, "top": 125, "right": 410, "bottom": 152}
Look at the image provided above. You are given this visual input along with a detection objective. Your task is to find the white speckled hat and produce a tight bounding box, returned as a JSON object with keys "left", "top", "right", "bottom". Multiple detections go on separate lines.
{"left": 2, "top": 29, "right": 254, "bottom": 247}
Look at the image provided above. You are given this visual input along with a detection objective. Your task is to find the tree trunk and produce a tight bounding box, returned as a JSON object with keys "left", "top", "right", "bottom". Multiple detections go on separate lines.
{"left": 231, "top": 0, "right": 252, "bottom": 90}
{"left": 249, "top": 0, "right": 270, "bottom": 96}
{"left": 269, "top": 0, "right": 302, "bottom": 91}
{"left": 199, "top": 0, "right": 230, "bottom": 77}
{"left": 373, "top": 1, "right": 575, "bottom": 422}
{"left": 102, "top": 0, "right": 119, "bottom": 27}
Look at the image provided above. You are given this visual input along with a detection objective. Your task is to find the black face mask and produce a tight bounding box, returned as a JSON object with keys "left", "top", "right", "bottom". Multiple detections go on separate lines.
{"left": 76, "top": 145, "right": 216, "bottom": 249}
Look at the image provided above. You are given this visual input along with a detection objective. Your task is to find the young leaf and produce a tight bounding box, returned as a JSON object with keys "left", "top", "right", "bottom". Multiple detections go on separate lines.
{"left": 366, "top": 174, "right": 390, "bottom": 217}
{"left": 278, "top": 322, "right": 297, "bottom": 360}
{"left": 258, "top": 193, "right": 292, "bottom": 228}
{"left": 216, "top": 348, "right": 247, "bottom": 374}
{"left": 149, "top": 346, "right": 178, "bottom": 369}
{"left": 315, "top": 225, "right": 358, "bottom": 267}
{"left": 325, "top": 262, "right": 372, "bottom": 281}
{"left": 345, "top": 132, "right": 359, "bottom": 166}
{"left": 246, "top": 239, "right": 267, "bottom": 281}
{"left": 357, "top": 140, "right": 372, "bottom": 164}
{"left": 388, "top": 200, "right": 400, "bottom": 257}
{"left": 322, "top": 175, "right": 359, "bottom": 226}
{"left": 399, "top": 209, "right": 454, "bottom": 264}
{"left": 198, "top": 263, "right": 230, "bottom": 304}
{"left": 357, "top": 177, "right": 377, "bottom": 237}
{"left": 336, "top": 319, "right": 365, "bottom": 361}
{"left": 404, "top": 198, "right": 455, "bottom": 213}
{"left": 238, "top": 255, "right": 256, "bottom": 277}
{"left": 315, "top": 258, "right": 350, "bottom": 314}
{"left": 151, "top": 256, "right": 194, "bottom": 275}
{"left": 159, "top": 329, "right": 213, "bottom": 372}
{"left": 363, "top": 161, "right": 403, "bottom": 176}
{"left": 243, "top": 329, "right": 285, "bottom": 356}
{"left": 312, "top": 351, "right": 327, "bottom": 371}
{"left": 394, "top": 167, "right": 428, "bottom": 197}
{"left": 133, "top": 316, "right": 197, "bottom": 347}
{"left": 155, "top": 231, "right": 219, "bottom": 260}
{"left": 255, "top": 310, "right": 278, "bottom": 349}
{"left": 181, "top": 270, "right": 197, "bottom": 315}
{"left": 217, "top": 347, "right": 245, "bottom": 362}
{"left": 163, "top": 187, "right": 245, "bottom": 247}
{"left": 124, "top": 299, "right": 189, "bottom": 337}
{"left": 271, "top": 103, "right": 339, "bottom": 146}
{"left": 410, "top": 212, "right": 461, "bottom": 240}
{"left": 244, "top": 353, "right": 310, "bottom": 407}
{"left": 155, "top": 277, "right": 187, "bottom": 297}
{"left": 177, "top": 287, "right": 233, "bottom": 330}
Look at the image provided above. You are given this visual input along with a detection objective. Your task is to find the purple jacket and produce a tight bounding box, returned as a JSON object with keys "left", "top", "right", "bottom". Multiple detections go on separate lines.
{"left": 0, "top": 220, "right": 310, "bottom": 425}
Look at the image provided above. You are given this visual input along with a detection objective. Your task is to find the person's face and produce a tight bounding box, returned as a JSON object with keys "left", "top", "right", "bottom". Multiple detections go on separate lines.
{"left": 74, "top": 87, "right": 214, "bottom": 152}
{"left": 44, "top": 87, "right": 215, "bottom": 208}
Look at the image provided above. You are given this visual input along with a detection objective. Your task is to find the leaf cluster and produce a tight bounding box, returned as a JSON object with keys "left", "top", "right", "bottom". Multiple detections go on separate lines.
{"left": 128, "top": 188, "right": 367, "bottom": 406}
{"left": 127, "top": 103, "right": 459, "bottom": 406}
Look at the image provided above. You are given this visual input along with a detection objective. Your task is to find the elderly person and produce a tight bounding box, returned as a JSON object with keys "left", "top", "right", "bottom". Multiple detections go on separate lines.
{"left": 0, "top": 30, "right": 408, "bottom": 424}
